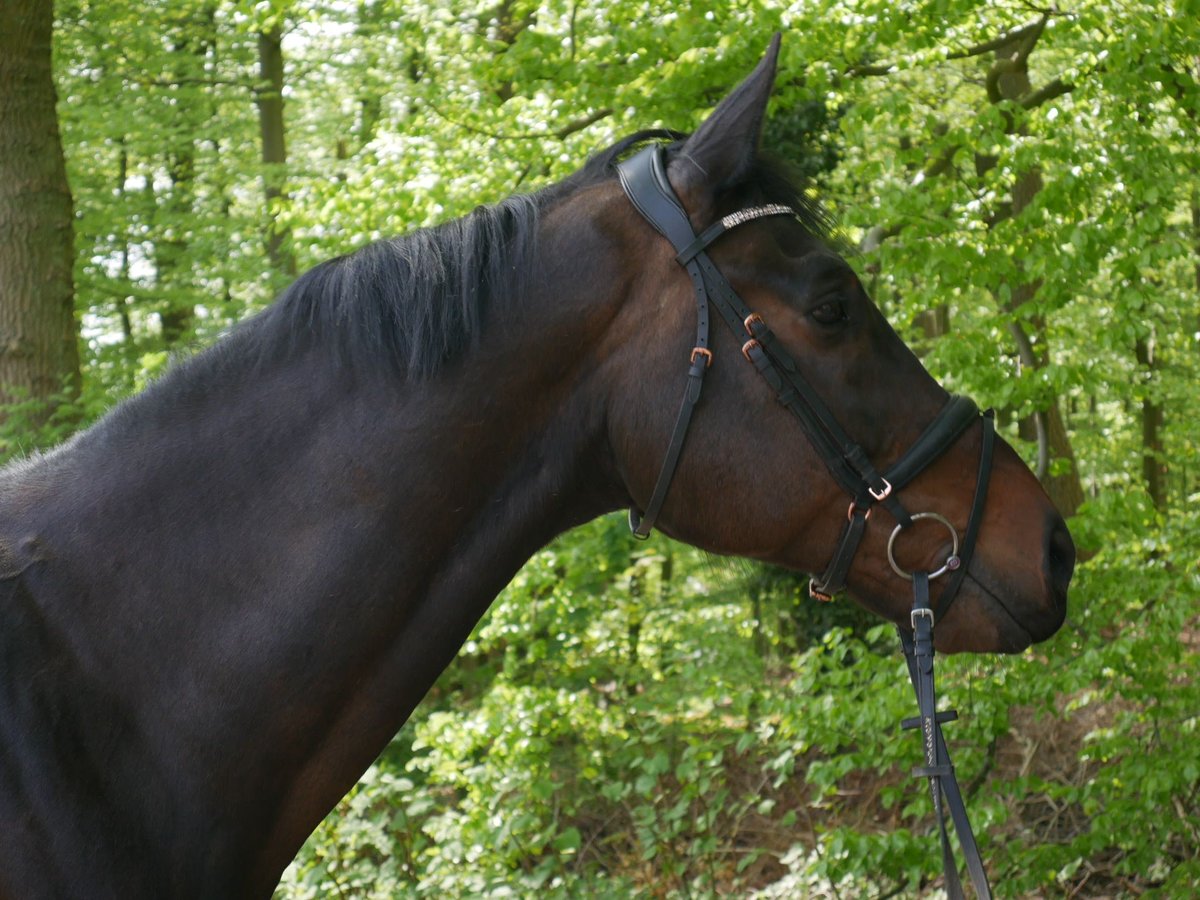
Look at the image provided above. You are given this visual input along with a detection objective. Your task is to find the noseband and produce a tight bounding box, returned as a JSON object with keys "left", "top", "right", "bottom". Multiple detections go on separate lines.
{"left": 617, "top": 144, "right": 997, "bottom": 898}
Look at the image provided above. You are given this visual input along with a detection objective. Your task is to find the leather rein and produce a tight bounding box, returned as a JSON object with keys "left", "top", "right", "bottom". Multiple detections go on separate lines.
{"left": 617, "top": 144, "right": 997, "bottom": 898}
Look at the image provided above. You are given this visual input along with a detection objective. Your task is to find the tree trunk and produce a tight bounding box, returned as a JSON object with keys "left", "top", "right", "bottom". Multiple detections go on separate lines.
{"left": 987, "top": 38, "right": 1084, "bottom": 518}
{"left": 0, "top": 0, "right": 81, "bottom": 428}
{"left": 256, "top": 25, "right": 296, "bottom": 280}
{"left": 149, "top": 5, "right": 218, "bottom": 347}
{"left": 1193, "top": 190, "right": 1200, "bottom": 336}
{"left": 159, "top": 120, "right": 197, "bottom": 345}
{"left": 115, "top": 139, "right": 134, "bottom": 341}
{"left": 1135, "top": 335, "right": 1166, "bottom": 511}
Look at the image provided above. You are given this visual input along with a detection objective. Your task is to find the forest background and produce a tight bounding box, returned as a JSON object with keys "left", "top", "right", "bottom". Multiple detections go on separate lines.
{"left": 3, "top": 0, "right": 1198, "bottom": 896}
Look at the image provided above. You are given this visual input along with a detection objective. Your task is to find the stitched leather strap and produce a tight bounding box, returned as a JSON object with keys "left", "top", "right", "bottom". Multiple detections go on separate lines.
{"left": 629, "top": 348, "right": 709, "bottom": 538}
{"left": 929, "top": 409, "right": 996, "bottom": 619}
{"left": 900, "top": 579, "right": 993, "bottom": 899}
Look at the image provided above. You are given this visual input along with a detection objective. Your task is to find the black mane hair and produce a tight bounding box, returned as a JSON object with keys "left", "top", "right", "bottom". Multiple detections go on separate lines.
{"left": 246, "top": 129, "right": 832, "bottom": 380}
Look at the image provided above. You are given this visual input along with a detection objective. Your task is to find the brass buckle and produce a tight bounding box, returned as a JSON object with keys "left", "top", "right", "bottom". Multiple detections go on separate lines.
{"left": 743, "top": 312, "right": 764, "bottom": 335}
{"left": 690, "top": 347, "right": 713, "bottom": 368}
{"left": 741, "top": 338, "right": 760, "bottom": 362}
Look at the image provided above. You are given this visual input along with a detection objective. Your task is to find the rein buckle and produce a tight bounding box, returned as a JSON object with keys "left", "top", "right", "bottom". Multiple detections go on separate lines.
{"left": 808, "top": 579, "right": 834, "bottom": 603}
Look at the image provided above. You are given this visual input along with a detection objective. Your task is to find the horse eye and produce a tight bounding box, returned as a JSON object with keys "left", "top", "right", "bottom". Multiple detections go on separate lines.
{"left": 810, "top": 299, "right": 846, "bottom": 325}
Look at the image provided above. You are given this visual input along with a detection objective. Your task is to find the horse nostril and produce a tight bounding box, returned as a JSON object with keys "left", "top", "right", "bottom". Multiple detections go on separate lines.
{"left": 1047, "top": 517, "right": 1076, "bottom": 600}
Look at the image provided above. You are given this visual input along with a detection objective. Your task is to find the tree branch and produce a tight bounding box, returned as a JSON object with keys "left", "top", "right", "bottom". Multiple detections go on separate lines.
{"left": 423, "top": 99, "right": 612, "bottom": 143}
{"left": 554, "top": 107, "right": 614, "bottom": 140}
{"left": 1022, "top": 77, "right": 1073, "bottom": 109}
{"left": 846, "top": 18, "right": 1049, "bottom": 78}
{"left": 135, "top": 76, "right": 257, "bottom": 91}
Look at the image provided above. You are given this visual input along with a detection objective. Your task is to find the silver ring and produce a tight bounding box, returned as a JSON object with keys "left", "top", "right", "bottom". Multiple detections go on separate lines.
{"left": 887, "top": 512, "right": 960, "bottom": 580}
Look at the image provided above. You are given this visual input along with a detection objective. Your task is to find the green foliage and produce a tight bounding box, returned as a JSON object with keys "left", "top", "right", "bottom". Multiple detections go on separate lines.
{"left": 0, "top": 376, "right": 97, "bottom": 460}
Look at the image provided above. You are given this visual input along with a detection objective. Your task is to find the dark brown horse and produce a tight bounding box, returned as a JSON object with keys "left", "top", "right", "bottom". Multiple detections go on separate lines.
{"left": 0, "top": 39, "right": 1072, "bottom": 899}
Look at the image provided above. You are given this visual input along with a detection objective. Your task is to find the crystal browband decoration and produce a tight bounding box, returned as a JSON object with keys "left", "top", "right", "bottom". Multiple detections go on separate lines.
{"left": 720, "top": 204, "right": 794, "bottom": 229}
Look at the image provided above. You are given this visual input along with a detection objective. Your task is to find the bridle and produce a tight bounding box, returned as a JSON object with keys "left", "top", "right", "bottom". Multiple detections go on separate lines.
{"left": 616, "top": 144, "right": 993, "bottom": 608}
{"left": 617, "top": 144, "right": 997, "bottom": 899}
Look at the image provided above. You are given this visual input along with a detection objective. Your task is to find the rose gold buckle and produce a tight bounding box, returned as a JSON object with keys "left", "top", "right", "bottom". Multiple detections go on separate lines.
{"left": 741, "top": 338, "right": 760, "bottom": 362}
{"left": 869, "top": 478, "right": 893, "bottom": 502}
{"left": 690, "top": 347, "right": 713, "bottom": 368}
{"left": 809, "top": 580, "right": 834, "bottom": 602}
{"left": 743, "top": 312, "right": 764, "bottom": 335}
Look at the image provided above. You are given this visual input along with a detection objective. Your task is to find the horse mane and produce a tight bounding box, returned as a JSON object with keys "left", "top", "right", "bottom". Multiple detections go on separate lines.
{"left": 245, "top": 129, "right": 831, "bottom": 381}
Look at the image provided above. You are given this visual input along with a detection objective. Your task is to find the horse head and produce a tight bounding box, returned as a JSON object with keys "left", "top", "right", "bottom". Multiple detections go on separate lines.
{"left": 594, "top": 36, "right": 1073, "bottom": 653}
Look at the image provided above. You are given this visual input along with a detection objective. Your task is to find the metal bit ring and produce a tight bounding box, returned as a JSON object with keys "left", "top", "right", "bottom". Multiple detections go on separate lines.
{"left": 887, "top": 512, "right": 960, "bottom": 580}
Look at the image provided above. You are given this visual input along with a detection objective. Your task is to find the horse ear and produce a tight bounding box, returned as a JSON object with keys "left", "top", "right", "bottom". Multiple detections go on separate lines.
{"left": 670, "top": 33, "right": 781, "bottom": 208}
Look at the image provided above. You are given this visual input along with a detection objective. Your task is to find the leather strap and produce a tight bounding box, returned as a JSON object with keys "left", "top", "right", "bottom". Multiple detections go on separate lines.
{"left": 886, "top": 395, "right": 980, "bottom": 492}
{"left": 629, "top": 348, "right": 709, "bottom": 538}
{"left": 809, "top": 396, "right": 981, "bottom": 597}
{"left": 617, "top": 146, "right": 796, "bottom": 536}
{"left": 929, "top": 410, "right": 996, "bottom": 619}
{"left": 900, "top": 578, "right": 993, "bottom": 899}
{"left": 893, "top": 409, "right": 997, "bottom": 897}
{"left": 676, "top": 204, "right": 794, "bottom": 265}
{"left": 617, "top": 145, "right": 697, "bottom": 253}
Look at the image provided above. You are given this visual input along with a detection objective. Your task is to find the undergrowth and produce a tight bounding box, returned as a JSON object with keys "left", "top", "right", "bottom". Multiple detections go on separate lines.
{"left": 278, "top": 501, "right": 1199, "bottom": 898}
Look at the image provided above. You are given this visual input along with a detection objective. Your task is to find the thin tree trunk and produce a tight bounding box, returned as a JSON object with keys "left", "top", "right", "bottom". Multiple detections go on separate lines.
{"left": 1193, "top": 190, "right": 1200, "bottom": 336}
{"left": 987, "top": 38, "right": 1084, "bottom": 517}
{"left": 0, "top": 0, "right": 81, "bottom": 430}
{"left": 1135, "top": 335, "right": 1166, "bottom": 510}
{"left": 115, "top": 140, "right": 133, "bottom": 341}
{"left": 156, "top": 6, "right": 220, "bottom": 346}
{"left": 256, "top": 25, "right": 296, "bottom": 279}
{"left": 159, "top": 123, "right": 197, "bottom": 345}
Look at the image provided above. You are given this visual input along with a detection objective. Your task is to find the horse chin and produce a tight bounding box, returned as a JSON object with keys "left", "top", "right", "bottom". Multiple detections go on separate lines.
{"left": 933, "top": 570, "right": 1065, "bottom": 655}
{"left": 932, "top": 608, "right": 1034, "bottom": 655}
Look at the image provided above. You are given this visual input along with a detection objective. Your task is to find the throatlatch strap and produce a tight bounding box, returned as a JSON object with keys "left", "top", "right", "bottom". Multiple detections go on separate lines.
{"left": 618, "top": 147, "right": 716, "bottom": 537}
{"left": 629, "top": 327, "right": 709, "bottom": 538}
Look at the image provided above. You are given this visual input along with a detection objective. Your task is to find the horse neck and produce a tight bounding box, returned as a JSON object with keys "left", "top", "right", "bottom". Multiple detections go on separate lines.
{"left": 0, "top": 225, "right": 628, "bottom": 895}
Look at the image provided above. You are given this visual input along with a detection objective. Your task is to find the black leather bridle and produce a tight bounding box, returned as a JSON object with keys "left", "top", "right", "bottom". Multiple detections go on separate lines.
{"left": 617, "top": 144, "right": 997, "bottom": 899}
